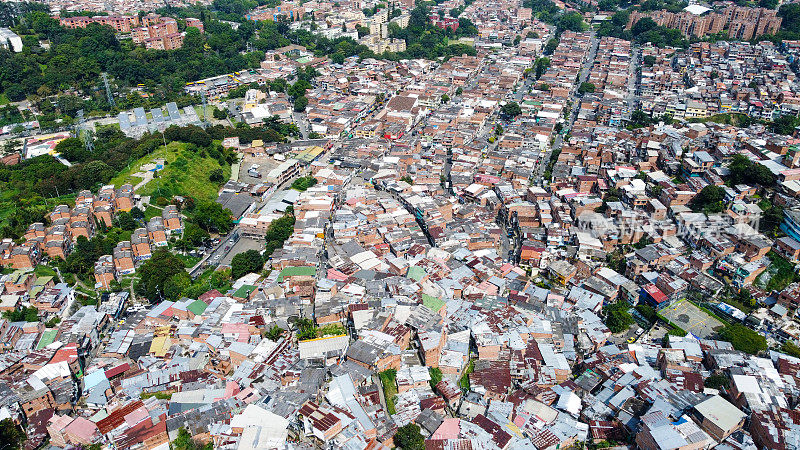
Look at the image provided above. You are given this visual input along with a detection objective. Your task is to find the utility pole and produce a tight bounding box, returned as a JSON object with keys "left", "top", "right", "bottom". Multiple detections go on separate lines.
{"left": 200, "top": 90, "right": 209, "bottom": 129}
{"left": 102, "top": 72, "right": 115, "bottom": 108}
{"left": 76, "top": 109, "right": 94, "bottom": 152}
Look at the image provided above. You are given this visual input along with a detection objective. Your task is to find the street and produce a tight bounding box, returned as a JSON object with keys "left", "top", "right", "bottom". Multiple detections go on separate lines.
{"left": 534, "top": 32, "right": 599, "bottom": 183}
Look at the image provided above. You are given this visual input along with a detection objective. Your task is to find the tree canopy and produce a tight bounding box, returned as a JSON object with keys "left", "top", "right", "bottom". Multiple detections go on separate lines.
{"left": 0, "top": 419, "right": 25, "bottom": 450}
{"left": 136, "top": 249, "right": 188, "bottom": 302}
{"left": 500, "top": 101, "right": 522, "bottom": 118}
{"left": 688, "top": 185, "right": 726, "bottom": 213}
{"left": 231, "top": 249, "right": 264, "bottom": 279}
{"left": 727, "top": 154, "right": 775, "bottom": 187}
{"left": 718, "top": 324, "right": 767, "bottom": 355}
{"left": 602, "top": 301, "right": 634, "bottom": 333}
{"left": 394, "top": 424, "right": 425, "bottom": 450}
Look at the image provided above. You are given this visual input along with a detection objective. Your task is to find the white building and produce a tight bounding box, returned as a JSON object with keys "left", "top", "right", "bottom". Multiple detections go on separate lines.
{"left": 0, "top": 28, "right": 22, "bottom": 53}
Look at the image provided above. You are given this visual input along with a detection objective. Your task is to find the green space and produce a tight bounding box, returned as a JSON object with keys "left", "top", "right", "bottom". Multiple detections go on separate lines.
{"left": 171, "top": 427, "right": 212, "bottom": 450}
{"left": 231, "top": 249, "right": 265, "bottom": 279}
{"left": 295, "top": 317, "right": 346, "bottom": 340}
{"left": 33, "top": 265, "right": 57, "bottom": 278}
{"left": 718, "top": 324, "right": 767, "bottom": 355}
{"left": 429, "top": 367, "right": 443, "bottom": 390}
{"left": 3, "top": 306, "right": 39, "bottom": 322}
{"left": 459, "top": 358, "right": 474, "bottom": 391}
{"left": 111, "top": 141, "right": 231, "bottom": 203}
{"left": 176, "top": 254, "right": 202, "bottom": 268}
{"left": 144, "top": 205, "right": 163, "bottom": 221}
{"left": 135, "top": 250, "right": 234, "bottom": 301}
{"left": 780, "top": 341, "right": 800, "bottom": 358}
{"left": 379, "top": 369, "right": 398, "bottom": 415}
{"left": 291, "top": 176, "right": 318, "bottom": 192}
{"left": 757, "top": 251, "right": 799, "bottom": 292}
{"left": 602, "top": 301, "right": 634, "bottom": 333}
{"left": 393, "top": 424, "right": 425, "bottom": 450}
{"left": 140, "top": 391, "right": 173, "bottom": 400}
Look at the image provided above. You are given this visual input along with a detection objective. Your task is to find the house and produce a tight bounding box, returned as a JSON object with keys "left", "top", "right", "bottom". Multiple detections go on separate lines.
{"left": 548, "top": 260, "right": 577, "bottom": 285}
{"left": 691, "top": 395, "right": 746, "bottom": 441}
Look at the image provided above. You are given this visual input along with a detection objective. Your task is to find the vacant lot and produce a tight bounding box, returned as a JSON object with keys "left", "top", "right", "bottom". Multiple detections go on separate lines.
{"left": 111, "top": 141, "right": 230, "bottom": 202}
{"left": 660, "top": 299, "right": 724, "bottom": 339}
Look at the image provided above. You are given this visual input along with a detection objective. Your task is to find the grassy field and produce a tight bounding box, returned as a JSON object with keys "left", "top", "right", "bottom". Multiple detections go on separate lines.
{"left": 757, "top": 251, "right": 798, "bottom": 292}
{"left": 0, "top": 93, "right": 10, "bottom": 105}
{"left": 176, "top": 253, "right": 201, "bottom": 268}
{"left": 144, "top": 205, "right": 162, "bottom": 220}
{"left": 110, "top": 141, "right": 230, "bottom": 202}
{"left": 379, "top": 369, "right": 398, "bottom": 415}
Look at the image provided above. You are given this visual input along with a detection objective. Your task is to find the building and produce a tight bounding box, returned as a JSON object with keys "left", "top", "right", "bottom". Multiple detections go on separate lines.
{"left": 0, "top": 28, "right": 23, "bottom": 52}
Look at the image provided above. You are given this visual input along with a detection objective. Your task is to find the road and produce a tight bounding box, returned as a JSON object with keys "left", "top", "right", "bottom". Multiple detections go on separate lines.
{"left": 292, "top": 111, "right": 309, "bottom": 139}
{"left": 189, "top": 142, "right": 340, "bottom": 277}
{"left": 533, "top": 32, "right": 599, "bottom": 184}
{"left": 626, "top": 47, "right": 640, "bottom": 114}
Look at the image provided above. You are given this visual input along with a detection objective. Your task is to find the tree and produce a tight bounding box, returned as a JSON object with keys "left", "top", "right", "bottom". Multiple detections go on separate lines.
{"left": 394, "top": 424, "right": 425, "bottom": 450}
{"left": 704, "top": 374, "right": 730, "bottom": 389}
{"left": 55, "top": 137, "right": 89, "bottom": 163}
{"left": 429, "top": 367, "right": 442, "bottom": 389}
{"left": 330, "top": 52, "right": 346, "bottom": 64}
{"left": 718, "top": 324, "right": 767, "bottom": 355}
{"left": 265, "top": 325, "right": 285, "bottom": 341}
{"left": 209, "top": 168, "right": 225, "bottom": 183}
{"left": 191, "top": 202, "right": 232, "bottom": 233}
{"left": 294, "top": 95, "right": 308, "bottom": 112}
{"left": 441, "top": 93, "right": 450, "bottom": 103}
{"left": 602, "top": 301, "right": 633, "bottom": 333}
{"left": 3, "top": 306, "right": 39, "bottom": 322}
{"left": 635, "top": 304, "right": 656, "bottom": 322}
{"left": 171, "top": 427, "right": 211, "bottom": 450}
{"left": 212, "top": 107, "right": 227, "bottom": 119}
{"left": 728, "top": 154, "right": 775, "bottom": 186}
{"left": 544, "top": 37, "right": 558, "bottom": 54}
{"left": 631, "top": 17, "right": 658, "bottom": 35}
{"left": 295, "top": 317, "right": 317, "bottom": 340}
{"left": 0, "top": 419, "right": 25, "bottom": 450}
{"left": 164, "top": 272, "right": 191, "bottom": 301}
{"left": 643, "top": 55, "right": 656, "bottom": 67}
{"left": 500, "top": 101, "right": 522, "bottom": 118}
{"left": 688, "top": 185, "right": 726, "bottom": 213}
{"left": 534, "top": 57, "right": 550, "bottom": 79}
{"left": 183, "top": 222, "right": 210, "bottom": 247}
{"left": 356, "top": 25, "right": 370, "bottom": 38}
{"left": 135, "top": 248, "right": 186, "bottom": 302}
{"left": 779, "top": 3, "right": 800, "bottom": 33}
{"left": 231, "top": 249, "right": 264, "bottom": 279}
{"left": 629, "top": 109, "right": 652, "bottom": 128}
{"left": 456, "top": 87, "right": 463, "bottom": 95}
{"left": 114, "top": 211, "right": 137, "bottom": 231}
{"left": 291, "top": 176, "right": 317, "bottom": 191}
{"left": 556, "top": 12, "right": 586, "bottom": 32}
{"left": 781, "top": 341, "right": 800, "bottom": 358}
{"left": 578, "top": 82, "right": 595, "bottom": 94}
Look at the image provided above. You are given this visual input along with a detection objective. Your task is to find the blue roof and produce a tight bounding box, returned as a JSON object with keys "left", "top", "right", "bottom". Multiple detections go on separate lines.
{"left": 83, "top": 369, "right": 108, "bottom": 390}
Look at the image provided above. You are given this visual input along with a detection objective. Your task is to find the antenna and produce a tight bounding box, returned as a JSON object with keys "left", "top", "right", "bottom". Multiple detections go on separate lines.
{"left": 200, "top": 90, "right": 209, "bottom": 129}
{"left": 102, "top": 72, "right": 115, "bottom": 108}
{"left": 76, "top": 109, "right": 94, "bottom": 152}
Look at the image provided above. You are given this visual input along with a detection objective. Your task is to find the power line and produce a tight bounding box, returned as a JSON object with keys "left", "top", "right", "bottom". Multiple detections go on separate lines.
{"left": 200, "top": 90, "right": 209, "bottom": 129}
{"left": 76, "top": 109, "right": 94, "bottom": 152}
{"left": 102, "top": 72, "right": 115, "bottom": 108}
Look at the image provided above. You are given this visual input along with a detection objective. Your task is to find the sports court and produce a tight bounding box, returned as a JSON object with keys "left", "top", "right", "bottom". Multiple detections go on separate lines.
{"left": 660, "top": 299, "right": 724, "bottom": 339}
